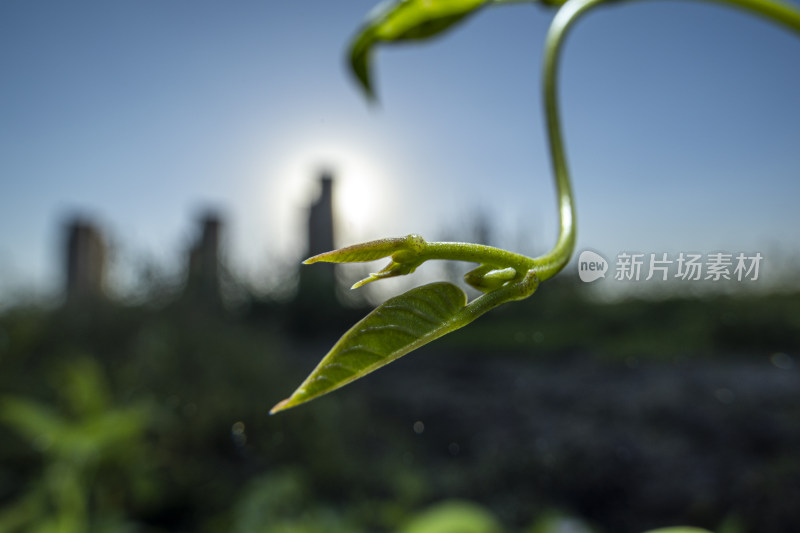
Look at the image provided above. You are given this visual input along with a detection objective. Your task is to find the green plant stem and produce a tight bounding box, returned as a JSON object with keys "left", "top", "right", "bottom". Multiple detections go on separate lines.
{"left": 423, "top": 241, "right": 535, "bottom": 272}
{"left": 335, "top": 0, "right": 800, "bottom": 291}
{"left": 531, "top": 0, "right": 800, "bottom": 280}
{"left": 714, "top": 0, "right": 800, "bottom": 31}
{"left": 274, "top": 0, "right": 800, "bottom": 414}
{"left": 460, "top": 267, "right": 541, "bottom": 316}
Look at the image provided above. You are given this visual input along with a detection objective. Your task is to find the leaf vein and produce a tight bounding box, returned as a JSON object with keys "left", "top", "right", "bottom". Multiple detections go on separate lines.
{"left": 358, "top": 324, "right": 420, "bottom": 337}
{"left": 381, "top": 304, "right": 440, "bottom": 324}
{"left": 337, "top": 345, "right": 387, "bottom": 361}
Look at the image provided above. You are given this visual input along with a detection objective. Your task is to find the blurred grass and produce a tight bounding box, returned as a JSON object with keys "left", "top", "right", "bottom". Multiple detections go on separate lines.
{"left": 441, "top": 279, "right": 800, "bottom": 360}
{"left": 0, "top": 284, "right": 797, "bottom": 532}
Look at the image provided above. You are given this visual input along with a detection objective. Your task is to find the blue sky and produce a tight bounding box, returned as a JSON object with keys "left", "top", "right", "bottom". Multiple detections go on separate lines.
{"left": 1, "top": 0, "right": 799, "bottom": 301}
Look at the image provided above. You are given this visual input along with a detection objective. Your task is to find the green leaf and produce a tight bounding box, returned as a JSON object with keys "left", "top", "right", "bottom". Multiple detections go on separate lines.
{"left": 349, "top": 0, "right": 490, "bottom": 100}
{"left": 1, "top": 397, "right": 67, "bottom": 445}
{"left": 400, "top": 500, "right": 503, "bottom": 533}
{"left": 642, "top": 529, "right": 713, "bottom": 533}
{"left": 270, "top": 282, "right": 467, "bottom": 414}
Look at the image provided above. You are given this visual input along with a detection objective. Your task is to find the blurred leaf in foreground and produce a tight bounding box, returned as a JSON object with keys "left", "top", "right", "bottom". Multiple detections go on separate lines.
{"left": 0, "top": 356, "right": 155, "bottom": 533}
{"left": 400, "top": 499, "right": 503, "bottom": 533}
{"left": 645, "top": 527, "right": 711, "bottom": 533}
{"left": 349, "top": 0, "right": 489, "bottom": 100}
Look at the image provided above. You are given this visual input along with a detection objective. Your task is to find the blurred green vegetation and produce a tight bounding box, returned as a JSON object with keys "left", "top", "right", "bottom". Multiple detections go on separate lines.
{"left": 0, "top": 357, "right": 153, "bottom": 533}
{"left": 0, "top": 284, "right": 798, "bottom": 532}
{"left": 441, "top": 277, "right": 800, "bottom": 360}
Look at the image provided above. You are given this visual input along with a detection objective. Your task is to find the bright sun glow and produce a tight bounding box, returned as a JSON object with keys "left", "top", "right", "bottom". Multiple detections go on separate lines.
{"left": 269, "top": 140, "right": 394, "bottom": 257}
{"left": 337, "top": 162, "right": 377, "bottom": 231}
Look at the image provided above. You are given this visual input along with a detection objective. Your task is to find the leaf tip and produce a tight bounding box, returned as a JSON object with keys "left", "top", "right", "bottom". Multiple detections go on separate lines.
{"left": 269, "top": 398, "right": 291, "bottom": 415}
{"left": 348, "top": 36, "right": 374, "bottom": 100}
{"left": 364, "top": 89, "right": 380, "bottom": 107}
{"left": 351, "top": 275, "right": 378, "bottom": 289}
{"left": 354, "top": 71, "right": 379, "bottom": 105}
{"left": 303, "top": 251, "right": 330, "bottom": 264}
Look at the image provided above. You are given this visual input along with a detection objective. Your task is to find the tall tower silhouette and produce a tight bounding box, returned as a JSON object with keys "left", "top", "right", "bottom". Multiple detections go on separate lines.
{"left": 185, "top": 212, "right": 223, "bottom": 306}
{"left": 307, "top": 173, "right": 335, "bottom": 258}
{"left": 64, "top": 217, "right": 106, "bottom": 301}
{"left": 296, "top": 171, "right": 338, "bottom": 307}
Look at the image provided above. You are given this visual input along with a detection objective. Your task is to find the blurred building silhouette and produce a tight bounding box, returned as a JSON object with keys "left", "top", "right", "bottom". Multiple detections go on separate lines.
{"left": 295, "top": 171, "right": 339, "bottom": 311}
{"left": 57, "top": 178, "right": 342, "bottom": 315}
{"left": 185, "top": 212, "right": 223, "bottom": 306}
{"left": 308, "top": 172, "right": 335, "bottom": 260}
{"left": 65, "top": 218, "right": 107, "bottom": 301}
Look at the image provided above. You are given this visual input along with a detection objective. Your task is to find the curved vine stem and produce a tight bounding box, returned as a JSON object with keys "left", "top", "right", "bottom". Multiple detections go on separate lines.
{"left": 315, "top": 0, "right": 800, "bottom": 290}
{"left": 272, "top": 0, "right": 800, "bottom": 413}
{"left": 532, "top": 0, "right": 800, "bottom": 282}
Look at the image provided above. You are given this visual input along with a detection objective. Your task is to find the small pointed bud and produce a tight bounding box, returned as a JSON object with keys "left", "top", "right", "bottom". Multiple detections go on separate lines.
{"left": 465, "top": 265, "right": 517, "bottom": 293}
{"left": 304, "top": 234, "right": 426, "bottom": 265}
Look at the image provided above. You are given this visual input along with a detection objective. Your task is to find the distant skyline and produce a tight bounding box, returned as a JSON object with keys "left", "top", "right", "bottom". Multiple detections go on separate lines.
{"left": 1, "top": 0, "right": 799, "bottom": 303}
